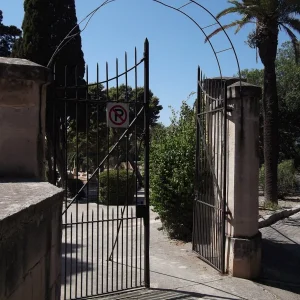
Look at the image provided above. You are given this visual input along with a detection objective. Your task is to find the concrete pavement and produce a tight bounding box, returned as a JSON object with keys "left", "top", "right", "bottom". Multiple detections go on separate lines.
{"left": 61, "top": 198, "right": 300, "bottom": 300}
{"left": 259, "top": 211, "right": 300, "bottom": 300}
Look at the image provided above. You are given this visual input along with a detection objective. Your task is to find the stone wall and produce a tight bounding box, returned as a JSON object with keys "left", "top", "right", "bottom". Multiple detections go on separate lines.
{"left": 0, "top": 181, "right": 63, "bottom": 300}
{"left": 0, "top": 58, "right": 51, "bottom": 179}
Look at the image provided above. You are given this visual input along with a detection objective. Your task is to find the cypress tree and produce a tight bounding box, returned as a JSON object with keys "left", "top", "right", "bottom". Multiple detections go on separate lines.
{"left": 52, "top": 0, "right": 85, "bottom": 83}
{"left": 14, "top": 0, "right": 54, "bottom": 65}
{"left": 15, "top": 0, "right": 86, "bottom": 185}
{"left": 15, "top": 0, "right": 85, "bottom": 81}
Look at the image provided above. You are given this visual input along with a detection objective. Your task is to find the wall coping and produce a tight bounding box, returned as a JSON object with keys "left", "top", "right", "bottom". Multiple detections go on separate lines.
{"left": 0, "top": 57, "right": 52, "bottom": 83}
{"left": 227, "top": 81, "right": 262, "bottom": 99}
{"left": 0, "top": 180, "right": 63, "bottom": 222}
{"left": 228, "top": 81, "right": 260, "bottom": 88}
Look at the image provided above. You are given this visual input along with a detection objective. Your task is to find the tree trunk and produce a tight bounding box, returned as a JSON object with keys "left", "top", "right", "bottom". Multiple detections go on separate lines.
{"left": 257, "top": 22, "right": 279, "bottom": 204}
{"left": 46, "top": 120, "right": 66, "bottom": 189}
{"left": 45, "top": 138, "right": 54, "bottom": 184}
{"left": 114, "top": 153, "right": 144, "bottom": 188}
{"left": 263, "top": 62, "right": 278, "bottom": 203}
{"left": 57, "top": 122, "right": 67, "bottom": 189}
{"left": 128, "top": 154, "right": 144, "bottom": 188}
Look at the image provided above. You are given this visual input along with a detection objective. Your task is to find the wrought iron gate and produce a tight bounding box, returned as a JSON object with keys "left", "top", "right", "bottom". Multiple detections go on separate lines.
{"left": 192, "top": 67, "right": 227, "bottom": 273}
{"left": 48, "top": 40, "right": 150, "bottom": 299}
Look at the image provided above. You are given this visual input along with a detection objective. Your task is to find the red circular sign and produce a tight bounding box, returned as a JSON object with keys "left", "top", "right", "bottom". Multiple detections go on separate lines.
{"left": 109, "top": 105, "right": 128, "bottom": 126}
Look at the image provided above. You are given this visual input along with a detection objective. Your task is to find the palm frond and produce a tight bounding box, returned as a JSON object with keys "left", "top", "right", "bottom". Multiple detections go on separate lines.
{"left": 281, "top": 24, "right": 300, "bottom": 64}
{"left": 284, "top": 17, "right": 300, "bottom": 35}
{"left": 216, "top": 7, "right": 241, "bottom": 19}
{"left": 229, "top": 1, "right": 265, "bottom": 19}
{"left": 285, "top": 0, "right": 300, "bottom": 15}
{"left": 228, "top": 0, "right": 245, "bottom": 7}
{"left": 205, "top": 21, "right": 246, "bottom": 42}
{"left": 235, "top": 14, "right": 255, "bottom": 33}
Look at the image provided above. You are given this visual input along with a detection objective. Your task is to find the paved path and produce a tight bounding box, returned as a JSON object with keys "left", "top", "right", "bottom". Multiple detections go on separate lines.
{"left": 61, "top": 201, "right": 300, "bottom": 300}
{"left": 98, "top": 211, "right": 300, "bottom": 300}
{"left": 259, "top": 211, "right": 300, "bottom": 299}
{"left": 85, "top": 212, "right": 279, "bottom": 300}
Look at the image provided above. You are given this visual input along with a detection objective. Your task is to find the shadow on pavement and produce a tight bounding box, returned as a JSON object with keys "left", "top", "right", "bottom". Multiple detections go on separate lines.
{"left": 61, "top": 242, "right": 93, "bottom": 284}
{"left": 258, "top": 235, "right": 300, "bottom": 294}
{"left": 98, "top": 287, "right": 240, "bottom": 299}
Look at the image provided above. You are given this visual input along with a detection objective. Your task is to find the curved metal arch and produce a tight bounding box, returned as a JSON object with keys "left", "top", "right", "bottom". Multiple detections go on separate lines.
{"left": 189, "top": 0, "right": 242, "bottom": 82}
{"left": 153, "top": 0, "right": 223, "bottom": 80}
{"left": 47, "top": 0, "right": 242, "bottom": 85}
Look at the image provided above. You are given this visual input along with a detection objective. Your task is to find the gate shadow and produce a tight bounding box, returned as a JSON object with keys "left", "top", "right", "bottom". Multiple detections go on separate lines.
{"left": 257, "top": 235, "right": 300, "bottom": 294}
{"left": 148, "top": 288, "right": 241, "bottom": 300}
{"left": 103, "top": 288, "right": 241, "bottom": 300}
{"left": 61, "top": 242, "right": 93, "bottom": 284}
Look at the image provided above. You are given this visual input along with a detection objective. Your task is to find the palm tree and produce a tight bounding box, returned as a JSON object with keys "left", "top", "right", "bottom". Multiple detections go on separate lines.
{"left": 206, "top": 0, "right": 300, "bottom": 204}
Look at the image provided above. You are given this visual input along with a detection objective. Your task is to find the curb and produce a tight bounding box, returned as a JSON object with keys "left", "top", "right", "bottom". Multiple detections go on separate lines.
{"left": 259, "top": 205, "right": 300, "bottom": 228}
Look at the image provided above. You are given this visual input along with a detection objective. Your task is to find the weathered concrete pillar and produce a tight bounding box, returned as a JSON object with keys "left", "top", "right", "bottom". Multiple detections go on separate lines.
{"left": 0, "top": 58, "right": 52, "bottom": 180}
{"left": 225, "top": 81, "right": 262, "bottom": 279}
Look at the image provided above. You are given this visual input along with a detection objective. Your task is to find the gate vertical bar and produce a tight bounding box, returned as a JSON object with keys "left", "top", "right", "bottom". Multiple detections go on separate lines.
{"left": 52, "top": 66, "right": 57, "bottom": 186}
{"left": 193, "top": 66, "right": 200, "bottom": 252}
{"left": 192, "top": 72, "right": 227, "bottom": 273}
{"left": 64, "top": 66, "right": 68, "bottom": 300}
{"left": 143, "top": 38, "right": 150, "bottom": 288}
{"left": 221, "top": 81, "right": 228, "bottom": 273}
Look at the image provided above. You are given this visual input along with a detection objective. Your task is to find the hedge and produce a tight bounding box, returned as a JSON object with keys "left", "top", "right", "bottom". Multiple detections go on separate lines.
{"left": 99, "top": 169, "right": 136, "bottom": 205}
{"left": 150, "top": 102, "right": 196, "bottom": 241}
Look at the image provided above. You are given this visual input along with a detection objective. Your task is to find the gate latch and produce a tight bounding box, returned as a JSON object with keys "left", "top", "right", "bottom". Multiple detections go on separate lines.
{"left": 136, "top": 205, "right": 147, "bottom": 218}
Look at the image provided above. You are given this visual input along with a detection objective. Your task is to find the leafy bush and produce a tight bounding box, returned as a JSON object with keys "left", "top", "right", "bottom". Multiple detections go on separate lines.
{"left": 150, "top": 102, "right": 196, "bottom": 241}
{"left": 99, "top": 170, "right": 136, "bottom": 205}
{"left": 259, "top": 160, "right": 297, "bottom": 199}
{"left": 67, "top": 178, "right": 85, "bottom": 198}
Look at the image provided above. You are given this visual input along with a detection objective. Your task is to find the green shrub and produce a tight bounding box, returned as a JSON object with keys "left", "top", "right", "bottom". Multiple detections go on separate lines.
{"left": 67, "top": 178, "right": 85, "bottom": 198}
{"left": 99, "top": 170, "right": 136, "bottom": 205}
{"left": 259, "top": 160, "right": 297, "bottom": 199}
{"left": 150, "top": 102, "right": 196, "bottom": 241}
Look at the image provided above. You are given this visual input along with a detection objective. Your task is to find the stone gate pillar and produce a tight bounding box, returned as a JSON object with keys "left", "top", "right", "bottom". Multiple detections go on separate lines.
{"left": 225, "top": 81, "right": 262, "bottom": 279}
{"left": 0, "top": 58, "right": 51, "bottom": 180}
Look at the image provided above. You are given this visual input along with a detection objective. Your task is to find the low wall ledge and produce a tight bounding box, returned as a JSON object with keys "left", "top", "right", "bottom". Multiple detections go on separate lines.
{"left": 0, "top": 57, "right": 51, "bottom": 82}
{"left": 0, "top": 180, "right": 63, "bottom": 222}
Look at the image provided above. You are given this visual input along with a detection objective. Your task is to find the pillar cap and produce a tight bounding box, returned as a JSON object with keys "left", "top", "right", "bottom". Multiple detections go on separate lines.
{"left": 0, "top": 58, "right": 52, "bottom": 83}
{"left": 227, "top": 81, "right": 262, "bottom": 100}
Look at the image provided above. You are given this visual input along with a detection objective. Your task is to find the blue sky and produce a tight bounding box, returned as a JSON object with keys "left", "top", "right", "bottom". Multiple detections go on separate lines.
{"left": 1, "top": 0, "right": 293, "bottom": 125}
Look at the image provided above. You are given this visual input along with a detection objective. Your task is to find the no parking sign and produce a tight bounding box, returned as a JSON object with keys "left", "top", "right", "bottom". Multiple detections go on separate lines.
{"left": 107, "top": 103, "right": 129, "bottom": 128}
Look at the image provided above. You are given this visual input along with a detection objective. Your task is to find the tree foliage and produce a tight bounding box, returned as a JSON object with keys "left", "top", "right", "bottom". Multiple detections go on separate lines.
{"left": 0, "top": 10, "right": 21, "bottom": 57}
{"left": 277, "top": 41, "right": 300, "bottom": 164}
{"left": 150, "top": 102, "right": 196, "bottom": 241}
{"left": 260, "top": 160, "right": 297, "bottom": 199}
{"left": 241, "top": 42, "right": 300, "bottom": 166}
{"left": 67, "top": 84, "right": 163, "bottom": 185}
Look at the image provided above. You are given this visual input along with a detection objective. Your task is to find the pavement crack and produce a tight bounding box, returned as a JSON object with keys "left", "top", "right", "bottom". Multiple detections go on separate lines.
{"left": 173, "top": 279, "right": 224, "bottom": 291}
{"left": 255, "top": 283, "right": 283, "bottom": 300}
